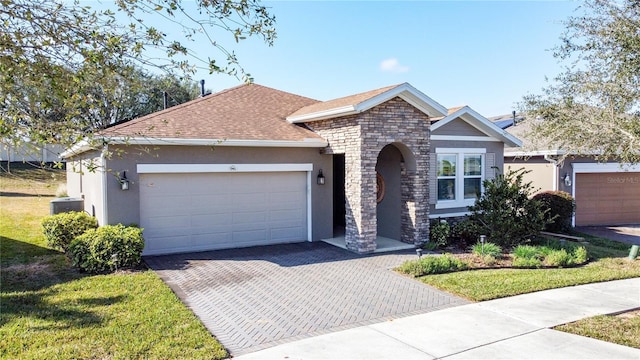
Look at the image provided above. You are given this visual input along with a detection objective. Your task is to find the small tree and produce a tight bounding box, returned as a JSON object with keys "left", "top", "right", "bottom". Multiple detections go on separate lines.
{"left": 468, "top": 168, "right": 551, "bottom": 248}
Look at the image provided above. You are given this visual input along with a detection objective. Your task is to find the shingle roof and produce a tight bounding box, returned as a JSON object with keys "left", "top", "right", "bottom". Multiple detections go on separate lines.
{"left": 430, "top": 106, "right": 467, "bottom": 123}
{"left": 504, "top": 118, "right": 557, "bottom": 152}
{"left": 100, "top": 83, "right": 323, "bottom": 141}
{"left": 287, "top": 84, "right": 401, "bottom": 119}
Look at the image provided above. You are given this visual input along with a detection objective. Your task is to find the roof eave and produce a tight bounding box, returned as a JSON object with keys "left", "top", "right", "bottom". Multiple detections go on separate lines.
{"left": 286, "top": 105, "right": 358, "bottom": 123}
{"left": 504, "top": 149, "right": 566, "bottom": 157}
{"left": 287, "top": 83, "right": 448, "bottom": 123}
{"left": 63, "top": 136, "right": 329, "bottom": 158}
{"left": 432, "top": 106, "right": 523, "bottom": 148}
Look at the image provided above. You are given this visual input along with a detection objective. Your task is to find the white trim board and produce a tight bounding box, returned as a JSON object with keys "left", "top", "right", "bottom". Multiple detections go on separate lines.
{"left": 435, "top": 147, "right": 486, "bottom": 154}
{"left": 137, "top": 163, "right": 314, "bottom": 174}
{"left": 61, "top": 137, "right": 328, "bottom": 158}
{"left": 431, "top": 135, "right": 501, "bottom": 142}
{"left": 572, "top": 162, "right": 640, "bottom": 173}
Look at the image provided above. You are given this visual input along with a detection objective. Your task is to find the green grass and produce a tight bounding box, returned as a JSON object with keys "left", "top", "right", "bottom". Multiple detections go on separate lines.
{"left": 556, "top": 311, "right": 640, "bottom": 349}
{"left": 421, "top": 258, "right": 640, "bottom": 301}
{"left": 0, "top": 169, "right": 228, "bottom": 359}
{"left": 417, "top": 237, "right": 640, "bottom": 302}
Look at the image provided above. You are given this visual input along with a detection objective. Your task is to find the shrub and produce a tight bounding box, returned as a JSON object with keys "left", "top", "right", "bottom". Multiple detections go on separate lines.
{"left": 397, "top": 254, "right": 468, "bottom": 277}
{"left": 514, "top": 243, "right": 588, "bottom": 268}
{"left": 513, "top": 245, "right": 541, "bottom": 260}
{"left": 42, "top": 211, "right": 98, "bottom": 252}
{"left": 573, "top": 246, "right": 588, "bottom": 264}
{"left": 471, "top": 242, "right": 502, "bottom": 257}
{"left": 468, "top": 168, "right": 551, "bottom": 248}
{"left": 544, "top": 248, "right": 572, "bottom": 267}
{"left": 481, "top": 254, "right": 498, "bottom": 266}
{"left": 533, "top": 191, "right": 575, "bottom": 232}
{"left": 68, "top": 224, "right": 145, "bottom": 273}
{"left": 513, "top": 257, "right": 543, "bottom": 268}
{"left": 451, "top": 219, "right": 481, "bottom": 247}
{"left": 429, "top": 219, "right": 451, "bottom": 248}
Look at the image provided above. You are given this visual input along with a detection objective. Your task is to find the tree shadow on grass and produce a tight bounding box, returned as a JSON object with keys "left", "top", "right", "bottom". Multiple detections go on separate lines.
{"left": 1, "top": 236, "right": 61, "bottom": 268}
{"left": 1, "top": 237, "right": 128, "bottom": 328}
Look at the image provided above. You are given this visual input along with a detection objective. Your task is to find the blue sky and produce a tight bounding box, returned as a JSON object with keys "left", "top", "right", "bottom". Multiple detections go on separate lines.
{"left": 190, "top": 1, "right": 578, "bottom": 116}
{"left": 101, "top": 0, "right": 580, "bottom": 117}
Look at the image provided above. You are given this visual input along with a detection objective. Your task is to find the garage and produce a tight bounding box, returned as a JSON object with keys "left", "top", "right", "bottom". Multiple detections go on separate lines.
{"left": 574, "top": 172, "right": 640, "bottom": 226}
{"left": 138, "top": 164, "right": 311, "bottom": 255}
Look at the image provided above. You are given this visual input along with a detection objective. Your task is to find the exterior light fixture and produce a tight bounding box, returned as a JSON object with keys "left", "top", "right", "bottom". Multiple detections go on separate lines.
{"left": 317, "top": 169, "right": 325, "bottom": 185}
{"left": 119, "top": 171, "right": 130, "bottom": 191}
{"left": 479, "top": 234, "right": 486, "bottom": 255}
{"left": 563, "top": 173, "right": 572, "bottom": 187}
{"left": 416, "top": 247, "right": 423, "bottom": 258}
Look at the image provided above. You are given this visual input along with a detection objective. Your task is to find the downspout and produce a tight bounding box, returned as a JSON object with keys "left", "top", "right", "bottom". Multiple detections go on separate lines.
{"left": 100, "top": 145, "right": 109, "bottom": 226}
{"left": 543, "top": 154, "right": 559, "bottom": 191}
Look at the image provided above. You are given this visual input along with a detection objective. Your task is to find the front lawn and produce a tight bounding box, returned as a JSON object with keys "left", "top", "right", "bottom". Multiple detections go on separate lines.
{"left": 0, "top": 167, "right": 228, "bottom": 359}
{"left": 555, "top": 310, "right": 640, "bottom": 349}
{"left": 405, "top": 232, "right": 640, "bottom": 349}
{"left": 406, "top": 235, "right": 640, "bottom": 302}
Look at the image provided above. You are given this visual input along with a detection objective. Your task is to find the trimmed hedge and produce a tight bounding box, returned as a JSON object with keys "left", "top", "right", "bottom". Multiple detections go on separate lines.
{"left": 533, "top": 191, "right": 575, "bottom": 233}
{"left": 69, "top": 224, "right": 145, "bottom": 273}
{"left": 42, "top": 211, "right": 98, "bottom": 252}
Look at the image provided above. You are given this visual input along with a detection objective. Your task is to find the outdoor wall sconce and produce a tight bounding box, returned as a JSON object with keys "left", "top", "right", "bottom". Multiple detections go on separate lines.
{"left": 119, "top": 171, "right": 130, "bottom": 191}
{"left": 563, "top": 173, "right": 572, "bottom": 187}
{"left": 317, "top": 169, "right": 325, "bottom": 185}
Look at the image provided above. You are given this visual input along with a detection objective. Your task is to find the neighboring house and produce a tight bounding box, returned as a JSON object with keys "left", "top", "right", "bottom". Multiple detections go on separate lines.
{"left": 494, "top": 115, "right": 640, "bottom": 227}
{"left": 1, "top": 142, "right": 64, "bottom": 163}
{"left": 63, "top": 83, "right": 520, "bottom": 255}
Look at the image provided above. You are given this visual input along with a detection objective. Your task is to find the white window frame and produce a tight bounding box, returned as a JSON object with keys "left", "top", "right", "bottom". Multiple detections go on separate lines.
{"left": 435, "top": 148, "right": 486, "bottom": 209}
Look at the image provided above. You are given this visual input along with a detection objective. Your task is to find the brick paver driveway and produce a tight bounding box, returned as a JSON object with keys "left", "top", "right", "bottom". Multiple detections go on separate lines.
{"left": 145, "top": 242, "right": 469, "bottom": 356}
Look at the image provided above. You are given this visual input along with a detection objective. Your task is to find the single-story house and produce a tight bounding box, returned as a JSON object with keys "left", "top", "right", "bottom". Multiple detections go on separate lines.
{"left": 63, "top": 83, "right": 521, "bottom": 255}
{"left": 495, "top": 115, "right": 640, "bottom": 227}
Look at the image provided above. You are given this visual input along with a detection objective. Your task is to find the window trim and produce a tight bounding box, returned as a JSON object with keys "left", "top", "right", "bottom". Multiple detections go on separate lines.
{"left": 435, "top": 148, "right": 486, "bottom": 209}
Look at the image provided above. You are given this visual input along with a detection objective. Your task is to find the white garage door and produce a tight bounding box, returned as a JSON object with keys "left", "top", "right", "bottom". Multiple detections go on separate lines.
{"left": 139, "top": 171, "right": 308, "bottom": 255}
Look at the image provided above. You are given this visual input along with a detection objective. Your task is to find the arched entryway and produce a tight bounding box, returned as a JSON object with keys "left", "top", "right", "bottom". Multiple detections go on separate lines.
{"left": 375, "top": 142, "right": 417, "bottom": 243}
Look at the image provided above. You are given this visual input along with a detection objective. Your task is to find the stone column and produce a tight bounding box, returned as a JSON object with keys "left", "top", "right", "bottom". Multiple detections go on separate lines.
{"left": 344, "top": 145, "right": 377, "bottom": 253}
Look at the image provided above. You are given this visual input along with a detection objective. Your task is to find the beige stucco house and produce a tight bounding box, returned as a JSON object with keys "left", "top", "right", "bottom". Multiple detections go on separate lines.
{"left": 63, "top": 83, "right": 520, "bottom": 255}
{"left": 496, "top": 115, "right": 640, "bottom": 227}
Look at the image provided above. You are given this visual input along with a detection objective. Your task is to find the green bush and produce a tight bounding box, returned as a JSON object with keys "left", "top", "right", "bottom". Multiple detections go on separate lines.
{"left": 451, "top": 219, "right": 481, "bottom": 247}
{"left": 68, "top": 224, "right": 145, "bottom": 273}
{"left": 397, "top": 254, "right": 468, "bottom": 277}
{"left": 513, "top": 257, "right": 543, "bottom": 268}
{"left": 573, "top": 246, "right": 588, "bottom": 264}
{"left": 471, "top": 242, "right": 502, "bottom": 257}
{"left": 468, "top": 168, "right": 551, "bottom": 248}
{"left": 533, "top": 191, "right": 575, "bottom": 232}
{"left": 544, "top": 248, "right": 572, "bottom": 267}
{"left": 42, "top": 211, "right": 98, "bottom": 252}
{"left": 513, "top": 245, "right": 541, "bottom": 260}
{"left": 429, "top": 219, "right": 451, "bottom": 248}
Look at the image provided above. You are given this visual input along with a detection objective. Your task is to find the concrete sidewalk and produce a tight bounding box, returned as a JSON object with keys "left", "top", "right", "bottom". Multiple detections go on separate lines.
{"left": 236, "top": 278, "right": 640, "bottom": 359}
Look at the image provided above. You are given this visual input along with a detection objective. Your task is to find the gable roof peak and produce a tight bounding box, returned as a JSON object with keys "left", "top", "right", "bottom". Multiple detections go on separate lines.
{"left": 286, "top": 82, "right": 448, "bottom": 123}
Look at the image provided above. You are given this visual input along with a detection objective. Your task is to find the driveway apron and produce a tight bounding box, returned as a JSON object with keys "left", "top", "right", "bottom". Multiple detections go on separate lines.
{"left": 145, "top": 242, "right": 469, "bottom": 356}
{"left": 576, "top": 225, "right": 640, "bottom": 245}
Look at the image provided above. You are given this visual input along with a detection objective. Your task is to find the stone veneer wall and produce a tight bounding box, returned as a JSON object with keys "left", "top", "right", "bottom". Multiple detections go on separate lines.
{"left": 308, "top": 97, "right": 431, "bottom": 253}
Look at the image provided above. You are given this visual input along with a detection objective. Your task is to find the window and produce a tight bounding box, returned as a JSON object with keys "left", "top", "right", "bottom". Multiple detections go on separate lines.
{"left": 436, "top": 149, "right": 485, "bottom": 209}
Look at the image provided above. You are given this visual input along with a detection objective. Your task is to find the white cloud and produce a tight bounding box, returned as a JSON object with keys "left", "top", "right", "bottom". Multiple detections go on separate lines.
{"left": 379, "top": 58, "right": 409, "bottom": 73}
